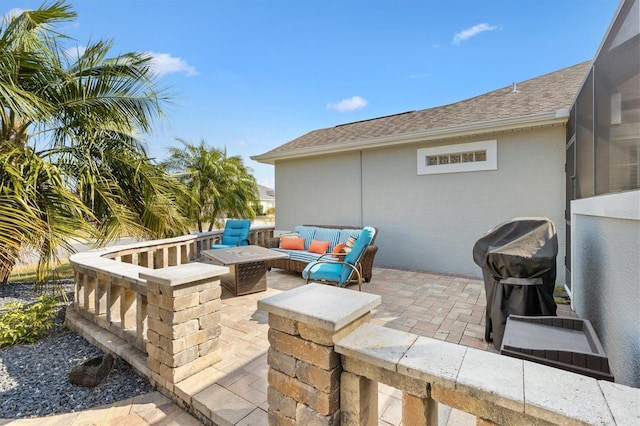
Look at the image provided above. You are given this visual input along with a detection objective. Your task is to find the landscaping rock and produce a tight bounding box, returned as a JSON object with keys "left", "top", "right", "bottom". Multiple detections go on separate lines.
{"left": 69, "top": 353, "right": 114, "bottom": 387}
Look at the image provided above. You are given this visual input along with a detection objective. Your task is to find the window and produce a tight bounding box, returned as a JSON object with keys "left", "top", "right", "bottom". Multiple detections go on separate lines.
{"left": 417, "top": 140, "right": 497, "bottom": 175}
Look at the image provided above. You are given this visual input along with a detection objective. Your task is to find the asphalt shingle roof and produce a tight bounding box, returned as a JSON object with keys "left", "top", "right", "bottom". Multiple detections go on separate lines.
{"left": 258, "top": 61, "right": 590, "bottom": 157}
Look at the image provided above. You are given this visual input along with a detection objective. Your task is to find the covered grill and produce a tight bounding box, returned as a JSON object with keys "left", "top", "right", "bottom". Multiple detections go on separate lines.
{"left": 472, "top": 217, "right": 558, "bottom": 350}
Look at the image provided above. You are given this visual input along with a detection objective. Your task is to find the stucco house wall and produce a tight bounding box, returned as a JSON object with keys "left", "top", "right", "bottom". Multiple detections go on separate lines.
{"left": 571, "top": 191, "right": 640, "bottom": 387}
{"left": 275, "top": 126, "right": 567, "bottom": 281}
{"left": 274, "top": 151, "right": 363, "bottom": 228}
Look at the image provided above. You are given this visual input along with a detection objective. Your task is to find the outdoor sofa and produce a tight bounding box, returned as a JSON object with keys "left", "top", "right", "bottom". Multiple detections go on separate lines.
{"left": 265, "top": 224, "right": 379, "bottom": 282}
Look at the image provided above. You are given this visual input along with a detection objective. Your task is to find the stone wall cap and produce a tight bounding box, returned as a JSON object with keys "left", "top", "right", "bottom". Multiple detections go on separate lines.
{"left": 456, "top": 347, "right": 525, "bottom": 412}
{"left": 598, "top": 380, "right": 640, "bottom": 425}
{"left": 140, "top": 262, "right": 229, "bottom": 286}
{"left": 258, "top": 284, "right": 381, "bottom": 331}
{"left": 398, "top": 335, "right": 467, "bottom": 389}
{"left": 523, "top": 360, "right": 615, "bottom": 424}
{"left": 336, "top": 323, "right": 417, "bottom": 371}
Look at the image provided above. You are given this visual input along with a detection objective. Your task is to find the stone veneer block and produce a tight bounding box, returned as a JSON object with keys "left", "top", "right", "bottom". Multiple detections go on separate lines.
{"left": 258, "top": 283, "right": 380, "bottom": 332}
{"left": 157, "top": 300, "right": 218, "bottom": 324}
{"left": 199, "top": 286, "right": 222, "bottom": 303}
{"left": 295, "top": 360, "right": 342, "bottom": 393}
{"left": 268, "top": 329, "right": 341, "bottom": 370}
{"left": 267, "top": 347, "right": 297, "bottom": 377}
{"left": 268, "top": 368, "right": 339, "bottom": 415}
{"left": 198, "top": 311, "right": 221, "bottom": 329}
{"left": 140, "top": 262, "right": 228, "bottom": 287}
{"left": 336, "top": 323, "right": 417, "bottom": 371}
{"left": 267, "top": 387, "right": 297, "bottom": 418}
{"left": 148, "top": 317, "right": 199, "bottom": 340}
{"left": 598, "top": 380, "right": 640, "bottom": 425}
{"left": 455, "top": 347, "right": 524, "bottom": 413}
{"left": 159, "top": 327, "right": 220, "bottom": 354}
{"left": 398, "top": 335, "right": 467, "bottom": 389}
{"left": 147, "top": 344, "right": 198, "bottom": 368}
{"left": 147, "top": 292, "right": 200, "bottom": 312}
{"left": 268, "top": 410, "right": 296, "bottom": 426}
{"left": 161, "top": 350, "right": 221, "bottom": 383}
{"left": 269, "top": 313, "right": 299, "bottom": 336}
{"left": 523, "top": 360, "right": 614, "bottom": 424}
{"left": 296, "top": 402, "right": 341, "bottom": 425}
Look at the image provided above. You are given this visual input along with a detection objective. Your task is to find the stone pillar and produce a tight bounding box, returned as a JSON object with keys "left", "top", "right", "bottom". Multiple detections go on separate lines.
{"left": 341, "top": 370, "right": 378, "bottom": 425}
{"left": 402, "top": 393, "right": 438, "bottom": 425}
{"left": 258, "top": 283, "right": 381, "bottom": 425}
{"left": 83, "top": 274, "right": 96, "bottom": 315}
{"left": 141, "top": 262, "right": 229, "bottom": 393}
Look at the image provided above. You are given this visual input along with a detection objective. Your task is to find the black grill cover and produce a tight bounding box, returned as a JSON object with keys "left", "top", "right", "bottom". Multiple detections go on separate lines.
{"left": 473, "top": 217, "right": 558, "bottom": 349}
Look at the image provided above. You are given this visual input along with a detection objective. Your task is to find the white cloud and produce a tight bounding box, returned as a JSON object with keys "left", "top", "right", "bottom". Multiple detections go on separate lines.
{"left": 61, "top": 49, "right": 197, "bottom": 78}
{"left": 147, "top": 52, "right": 198, "bottom": 77}
{"left": 3, "top": 8, "right": 24, "bottom": 21}
{"left": 64, "top": 45, "right": 87, "bottom": 60}
{"left": 452, "top": 23, "right": 498, "bottom": 45}
{"left": 327, "top": 96, "right": 368, "bottom": 112}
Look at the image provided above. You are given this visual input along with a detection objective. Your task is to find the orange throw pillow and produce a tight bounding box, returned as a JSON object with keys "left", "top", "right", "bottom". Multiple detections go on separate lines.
{"left": 332, "top": 242, "right": 347, "bottom": 258}
{"left": 279, "top": 237, "right": 305, "bottom": 250}
{"left": 308, "top": 240, "right": 330, "bottom": 254}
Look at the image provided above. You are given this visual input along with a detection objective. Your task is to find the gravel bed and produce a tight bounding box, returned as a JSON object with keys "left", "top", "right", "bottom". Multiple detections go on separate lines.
{"left": 0, "top": 280, "right": 151, "bottom": 419}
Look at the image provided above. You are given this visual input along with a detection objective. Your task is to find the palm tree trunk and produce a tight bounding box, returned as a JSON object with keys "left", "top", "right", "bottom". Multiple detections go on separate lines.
{"left": 0, "top": 245, "right": 19, "bottom": 284}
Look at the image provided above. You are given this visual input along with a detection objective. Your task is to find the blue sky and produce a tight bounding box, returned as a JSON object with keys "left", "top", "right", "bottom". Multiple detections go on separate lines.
{"left": 6, "top": 1, "right": 620, "bottom": 188}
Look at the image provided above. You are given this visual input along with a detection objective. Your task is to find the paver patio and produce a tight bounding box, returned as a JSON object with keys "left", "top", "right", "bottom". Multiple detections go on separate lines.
{"left": 3, "top": 266, "right": 575, "bottom": 425}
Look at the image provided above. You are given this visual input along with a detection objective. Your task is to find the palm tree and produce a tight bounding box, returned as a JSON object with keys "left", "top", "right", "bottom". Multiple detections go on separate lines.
{"left": 0, "top": 1, "right": 190, "bottom": 283}
{"left": 164, "top": 138, "right": 259, "bottom": 232}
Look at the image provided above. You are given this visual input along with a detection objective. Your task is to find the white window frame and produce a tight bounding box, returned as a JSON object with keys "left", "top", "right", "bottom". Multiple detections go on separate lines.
{"left": 417, "top": 140, "right": 497, "bottom": 175}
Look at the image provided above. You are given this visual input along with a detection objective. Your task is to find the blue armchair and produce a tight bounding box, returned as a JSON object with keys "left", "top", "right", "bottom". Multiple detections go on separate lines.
{"left": 301, "top": 226, "right": 376, "bottom": 291}
{"left": 211, "top": 219, "right": 251, "bottom": 249}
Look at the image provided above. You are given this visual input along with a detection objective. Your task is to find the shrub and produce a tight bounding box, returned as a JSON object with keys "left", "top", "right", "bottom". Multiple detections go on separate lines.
{"left": 253, "top": 203, "right": 264, "bottom": 216}
{"left": 0, "top": 296, "right": 58, "bottom": 347}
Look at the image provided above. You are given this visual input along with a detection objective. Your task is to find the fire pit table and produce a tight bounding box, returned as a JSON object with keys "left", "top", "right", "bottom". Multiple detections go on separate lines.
{"left": 202, "top": 246, "right": 288, "bottom": 296}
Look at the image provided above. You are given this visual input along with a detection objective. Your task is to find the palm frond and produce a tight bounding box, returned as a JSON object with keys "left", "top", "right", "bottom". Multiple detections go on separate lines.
{"left": 0, "top": 2, "right": 183, "bottom": 279}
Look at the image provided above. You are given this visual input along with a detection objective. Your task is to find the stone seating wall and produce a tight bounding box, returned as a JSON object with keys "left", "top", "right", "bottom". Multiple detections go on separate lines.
{"left": 259, "top": 284, "right": 639, "bottom": 426}
{"left": 67, "top": 228, "right": 638, "bottom": 425}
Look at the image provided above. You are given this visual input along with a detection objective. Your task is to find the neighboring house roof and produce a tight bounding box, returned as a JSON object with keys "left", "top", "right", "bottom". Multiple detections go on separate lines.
{"left": 257, "top": 184, "right": 275, "bottom": 200}
{"left": 253, "top": 61, "right": 591, "bottom": 164}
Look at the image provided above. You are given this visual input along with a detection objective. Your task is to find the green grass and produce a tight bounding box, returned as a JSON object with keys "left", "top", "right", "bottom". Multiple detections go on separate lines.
{"left": 8, "top": 258, "right": 74, "bottom": 283}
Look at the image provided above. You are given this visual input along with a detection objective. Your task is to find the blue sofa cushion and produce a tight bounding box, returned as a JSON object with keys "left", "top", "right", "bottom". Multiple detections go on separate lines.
{"left": 294, "top": 226, "right": 317, "bottom": 250}
{"left": 312, "top": 228, "right": 342, "bottom": 252}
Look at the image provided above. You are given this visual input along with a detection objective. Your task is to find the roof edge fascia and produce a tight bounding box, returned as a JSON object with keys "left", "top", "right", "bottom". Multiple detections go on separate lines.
{"left": 252, "top": 110, "right": 570, "bottom": 164}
